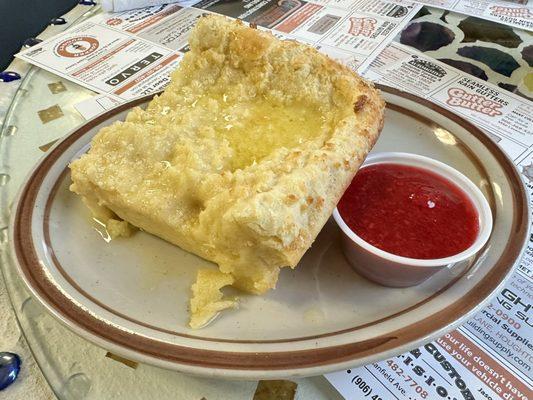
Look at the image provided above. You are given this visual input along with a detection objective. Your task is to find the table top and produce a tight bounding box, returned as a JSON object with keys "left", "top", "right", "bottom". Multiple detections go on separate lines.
{"left": 0, "top": 2, "right": 531, "bottom": 399}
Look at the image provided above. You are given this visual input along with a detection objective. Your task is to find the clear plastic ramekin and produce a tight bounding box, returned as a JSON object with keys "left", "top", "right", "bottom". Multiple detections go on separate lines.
{"left": 333, "top": 152, "right": 493, "bottom": 287}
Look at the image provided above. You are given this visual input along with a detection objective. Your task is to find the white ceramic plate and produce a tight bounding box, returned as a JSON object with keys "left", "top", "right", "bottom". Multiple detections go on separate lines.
{"left": 10, "top": 86, "right": 529, "bottom": 379}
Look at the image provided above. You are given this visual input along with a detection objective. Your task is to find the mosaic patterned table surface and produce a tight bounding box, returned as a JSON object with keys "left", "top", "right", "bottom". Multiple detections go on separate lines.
{"left": 0, "top": 2, "right": 531, "bottom": 399}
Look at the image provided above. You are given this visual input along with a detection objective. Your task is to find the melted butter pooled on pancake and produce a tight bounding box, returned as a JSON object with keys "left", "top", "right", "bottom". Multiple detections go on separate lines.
{"left": 188, "top": 93, "right": 330, "bottom": 170}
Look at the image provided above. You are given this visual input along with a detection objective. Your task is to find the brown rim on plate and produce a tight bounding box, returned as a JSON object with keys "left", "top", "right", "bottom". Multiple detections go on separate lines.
{"left": 11, "top": 85, "right": 529, "bottom": 371}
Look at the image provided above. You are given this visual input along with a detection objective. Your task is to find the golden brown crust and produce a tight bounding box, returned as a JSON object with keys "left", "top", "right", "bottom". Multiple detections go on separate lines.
{"left": 70, "top": 15, "right": 385, "bottom": 297}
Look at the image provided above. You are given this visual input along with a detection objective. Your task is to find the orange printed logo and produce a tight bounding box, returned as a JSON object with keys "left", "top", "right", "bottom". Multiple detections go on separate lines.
{"left": 348, "top": 17, "right": 377, "bottom": 37}
{"left": 446, "top": 88, "right": 503, "bottom": 116}
{"left": 55, "top": 37, "right": 99, "bottom": 58}
{"left": 489, "top": 6, "right": 531, "bottom": 18}
{"left": 106, "top": 18, "right": 123, "bottom": 26}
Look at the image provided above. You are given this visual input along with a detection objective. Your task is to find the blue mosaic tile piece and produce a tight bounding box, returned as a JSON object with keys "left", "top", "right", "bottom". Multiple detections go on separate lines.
{"left": 0, "top": 353, "right": 21, "bottom": 391}
{"left": 0, "top": 72, "right": 21, "bottom": 82}
{"left": 50, "top": 17, "right": 67, "bottom": 25}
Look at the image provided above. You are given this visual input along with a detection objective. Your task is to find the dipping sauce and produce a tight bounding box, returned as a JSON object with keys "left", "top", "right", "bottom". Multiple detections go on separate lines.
{"left": 338, "top": 163, "right": 479, "bottom": 259}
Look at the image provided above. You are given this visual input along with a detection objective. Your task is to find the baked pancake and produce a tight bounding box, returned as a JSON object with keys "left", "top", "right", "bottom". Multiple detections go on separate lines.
{"left": 70, "top": 15, "right": 385, "bottom": 328}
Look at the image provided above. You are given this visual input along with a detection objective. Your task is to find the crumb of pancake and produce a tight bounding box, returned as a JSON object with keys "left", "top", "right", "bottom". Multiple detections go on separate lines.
{"left": 189, "top": 269, "right": 238, "bottom": 329}
{"left": 106, "top": 219, "right": 133, "bottom": 239}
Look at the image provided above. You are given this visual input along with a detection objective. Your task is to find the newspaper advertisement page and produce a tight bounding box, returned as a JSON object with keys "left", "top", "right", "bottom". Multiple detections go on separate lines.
{"left": 326, "top": 271, "right": 532, "bottom": 400}
{"left": 17, "top": 0, "right": 420, "bottom": 119}
{"left": 399, "top": 0, "right": 533, "bottom": 31}
{"left": 481, "top": 2, "right": 533, "bottom": 31}
{"left": 89, "top": 3, "right": 207, "bottom": 52}
{"left": 304, "top": 0, "right": 533, "bottom": 31}
{"left": 327, "top": 324, "right": 531, "bottom": 400}
{"left": 193, "top": 0, "right": 421, "bottom": 71}
{"left": 363, "top": 42, "right": 533, "bottom": 160}
{"left": 16, "top": 20, "right": 182, "bottom": 100}
{"left": 327, "top": 42, "right": 532, "bottom": 400}
{"left": 463, "top": 271, "right": 533, "bottom": 381}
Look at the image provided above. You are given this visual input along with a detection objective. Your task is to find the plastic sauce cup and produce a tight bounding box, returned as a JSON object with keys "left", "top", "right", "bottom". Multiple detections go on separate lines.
{"left": 333, "top": 152, "right": 493, "bottom": 287}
